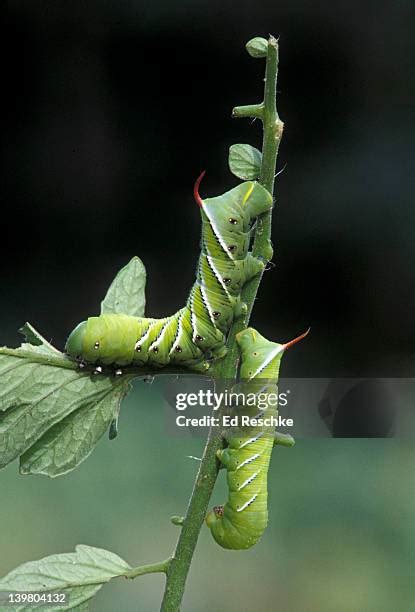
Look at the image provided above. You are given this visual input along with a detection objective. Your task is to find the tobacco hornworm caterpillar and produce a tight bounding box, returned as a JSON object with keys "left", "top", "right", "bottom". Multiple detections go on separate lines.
{"left": 65, "top": 176, "right": 272, "bottom": 372}
{"left": 205, "top": 327, "right": 307, "bottom": 549}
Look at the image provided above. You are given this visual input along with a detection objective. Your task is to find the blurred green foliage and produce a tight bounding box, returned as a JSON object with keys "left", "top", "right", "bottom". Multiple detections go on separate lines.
{"left": 1, "top": 379, "right": 413, "bottom": 611}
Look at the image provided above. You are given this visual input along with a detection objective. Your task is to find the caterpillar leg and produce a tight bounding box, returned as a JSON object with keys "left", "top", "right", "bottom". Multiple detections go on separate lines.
{"left": 234, "top": 301, "right": 248, "bottom": 319}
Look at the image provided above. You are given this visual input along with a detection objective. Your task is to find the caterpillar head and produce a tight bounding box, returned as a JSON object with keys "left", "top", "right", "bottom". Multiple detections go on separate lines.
{"left": 65, "top": 321, "right": 87, "bottom": 360}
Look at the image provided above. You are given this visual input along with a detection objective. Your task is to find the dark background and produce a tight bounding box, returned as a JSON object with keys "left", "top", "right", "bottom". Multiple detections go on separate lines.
{"left": 2, "top": 0, "right": 414, "bottom": 377}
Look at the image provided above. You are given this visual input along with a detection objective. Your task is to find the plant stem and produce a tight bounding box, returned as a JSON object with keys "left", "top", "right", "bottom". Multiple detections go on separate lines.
{"left": 160, "top": 36, "right": 283, "bottom": 612}
{"left": 232, "top": 103, "right": 264, "bottom": 119}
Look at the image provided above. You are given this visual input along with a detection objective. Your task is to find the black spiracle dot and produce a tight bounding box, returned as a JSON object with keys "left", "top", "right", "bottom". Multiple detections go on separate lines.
{"left": 253, "top": 351, "right": 258, "bottom": 356}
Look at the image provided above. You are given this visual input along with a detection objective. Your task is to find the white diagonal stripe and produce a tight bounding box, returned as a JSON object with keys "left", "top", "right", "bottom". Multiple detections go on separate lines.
{"left": 236, "top": 493, "right": 258, "bottom": 512}
{"left": 236, "top": 453, "right": 260, "bottom": 470}
{"left": 237, "top": 470, "right": 260, "bottom": 491}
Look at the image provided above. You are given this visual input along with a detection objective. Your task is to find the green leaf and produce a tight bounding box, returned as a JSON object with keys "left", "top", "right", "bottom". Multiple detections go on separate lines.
{"left": 0, "top": 327, "right": 133, "bottom": 476}
{"left": 246, "top": 37, "right": 268, "bottom": 58}
{"left": 18, "top": 322, "right": 44, "bottom": 347}
{"left": 101, "top": 256, "right": 146, "bottom": 317}
{"left": 0, "top": 545, "right": 131, "bottom": 611}
{"left": 228, "top": 144, "right": 262, "bottom": 180}
{"left": 19, "top": 380, "right": 131, "bottom": 477}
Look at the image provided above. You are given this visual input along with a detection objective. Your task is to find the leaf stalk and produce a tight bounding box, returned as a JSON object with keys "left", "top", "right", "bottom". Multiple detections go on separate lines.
{"left": 126, "top": 558, "right": 171, "bottom": 579}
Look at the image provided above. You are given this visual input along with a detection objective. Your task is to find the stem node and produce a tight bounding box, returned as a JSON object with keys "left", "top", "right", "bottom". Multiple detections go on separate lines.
{"left": 232, "top": 103, "right": 264, "bottom": 119}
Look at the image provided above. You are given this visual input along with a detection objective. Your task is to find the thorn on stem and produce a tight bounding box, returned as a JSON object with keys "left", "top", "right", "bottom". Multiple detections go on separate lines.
{"left": 275, "top": 163, "right": 287, "bottom": 178}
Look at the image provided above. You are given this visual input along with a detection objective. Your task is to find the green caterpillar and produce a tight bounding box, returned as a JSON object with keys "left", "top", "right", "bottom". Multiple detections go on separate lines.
{"left": 205, "top": 327, "right": 307, "bottom": 549}
{"left": 65, "top": 175, "right": 272, "bottom": 372}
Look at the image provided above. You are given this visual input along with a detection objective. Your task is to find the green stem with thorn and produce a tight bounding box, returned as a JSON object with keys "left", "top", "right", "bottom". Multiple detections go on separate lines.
{"left": 160, "top": 35, "right": 283, "bottom": 612}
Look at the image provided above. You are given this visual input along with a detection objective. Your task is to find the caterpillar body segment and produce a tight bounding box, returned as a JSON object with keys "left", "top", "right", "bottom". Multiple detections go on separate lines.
{"left": 206, "top": 327, "right": 305, "bottom": 550}
{"left": 65, "top": 181, "right": 273, "bottom": 371}
{"left": 207, "top": 428, "right": 275, "bottom": 549}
